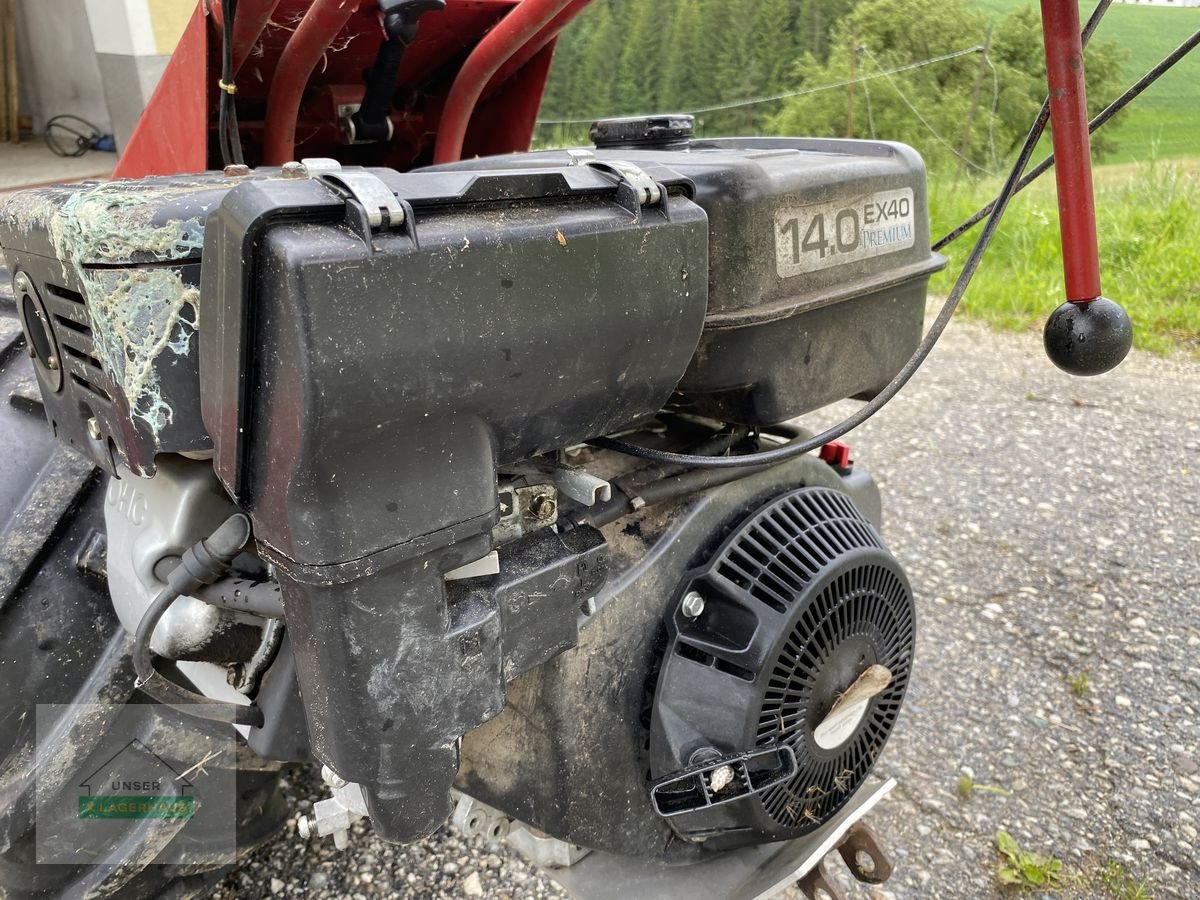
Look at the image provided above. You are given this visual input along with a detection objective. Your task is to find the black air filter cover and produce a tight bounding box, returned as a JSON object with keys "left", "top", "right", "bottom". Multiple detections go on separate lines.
{"left": 649, "top": 486, "right": 914, "bottom": 846}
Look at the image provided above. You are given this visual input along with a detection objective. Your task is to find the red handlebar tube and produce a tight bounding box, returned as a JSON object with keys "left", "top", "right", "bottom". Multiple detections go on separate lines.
{"left": 433, "top": 0, "right": 575, "bottom": 164}
{"left": 1039, "top": 0, "right": 1102, "bottom": 303}
{"left": 262, "top": 0, "right": 362, "bottom": 165}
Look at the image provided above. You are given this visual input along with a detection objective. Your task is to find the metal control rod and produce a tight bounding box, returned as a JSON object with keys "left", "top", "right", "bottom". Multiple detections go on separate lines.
{"left": 1037, "top": 0, "right": 1132, "bottom": 376}
{"left": 1039, "top": 0, "right": 1101, "bottom": 303}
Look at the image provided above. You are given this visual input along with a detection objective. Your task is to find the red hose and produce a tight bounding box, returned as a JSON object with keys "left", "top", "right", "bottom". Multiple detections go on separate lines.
{"left": 262, "top": 0, "right": 362, "bottom": 165}
{"left": 433, "top": 0, "right": 574, "bottom": 164}
{"left": 1039, "top": 0, "right": 1102, "bottom": 302}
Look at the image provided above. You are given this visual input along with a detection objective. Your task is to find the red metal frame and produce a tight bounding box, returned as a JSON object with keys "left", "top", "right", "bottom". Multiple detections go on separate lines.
{"left": 114, "top": 0, "right": 596, "bottom": 179}
{"left": 231, "top": 0, "right": 284, "bottom": 73}
{"left": 261, "top": 0, "right": 365, "bottom": 165}
{"left": 432, "top": 0, "right": 574, "bottom": 163}
{"left": 112, "top": 3, "right": 209, "bottom": 178}
{"left": 1039, "top": 0, "right": 1102, "bottom": 303}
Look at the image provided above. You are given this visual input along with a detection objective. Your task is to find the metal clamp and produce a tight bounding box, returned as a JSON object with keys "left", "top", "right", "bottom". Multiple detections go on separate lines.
{"left": 502, "top": 458, "right": 612, "bottom": 507}
{"left": 296, "top": 766, "right": 370, "bottom": 850}
{"left": 586, "top": 160, "right": 662, "bottom": 206}
{"left": 320, "top": 171, "right": 406, "bottom": 231}
{"left": 301, "top": 159, "right": 405, "bottom": 231}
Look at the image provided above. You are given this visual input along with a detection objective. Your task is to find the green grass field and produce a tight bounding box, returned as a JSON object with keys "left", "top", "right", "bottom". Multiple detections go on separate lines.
{"left": 971, "top": 0, "right": 1200, "bottom": 163}
{"left": 934, "top": 3, "right": 1200, "bottom": 354}
{"left": 930, "top": 160, "right": 1200, "bottom": 356}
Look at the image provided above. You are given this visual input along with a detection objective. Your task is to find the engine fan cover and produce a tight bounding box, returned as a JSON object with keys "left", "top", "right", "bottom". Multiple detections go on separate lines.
{"left": 648, "top": 486, "right": 914, "bottom": 846}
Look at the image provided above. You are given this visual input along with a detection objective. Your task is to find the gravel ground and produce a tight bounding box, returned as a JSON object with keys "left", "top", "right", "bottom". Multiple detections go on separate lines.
{"left": 214, "top": 319, "right": 1200, "bottom": 900}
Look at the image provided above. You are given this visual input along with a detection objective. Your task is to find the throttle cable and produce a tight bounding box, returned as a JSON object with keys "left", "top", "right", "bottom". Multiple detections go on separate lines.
{"left": 588, "top": 0, "right": 1198, "bottom": 471}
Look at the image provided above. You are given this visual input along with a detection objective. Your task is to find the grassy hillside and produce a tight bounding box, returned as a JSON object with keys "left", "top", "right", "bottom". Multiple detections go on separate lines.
{"left": 931, "top": 160, "right": 1200, "bottom": 355}
{"left": 971, "top": 0, "right": 1200, "bottom": 162}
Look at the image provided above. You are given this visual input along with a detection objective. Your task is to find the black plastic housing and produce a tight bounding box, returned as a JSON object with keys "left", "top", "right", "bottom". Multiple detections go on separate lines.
{"left": 649, "top": 487, "right": 915, "bottom": 846}
{"left": 0, "top": 173, "right": 277, "bottom": 476}
{"left": 200, "top": 167, "right": 707, "bottom": 563}
{"left": 427, "top": 136, "right": 946, "bottom": 425}
{"left": 197, "top": 165, "right": 707, "bottom": 842}
{"left": 456, "top": 454, "right": 884, "bottom": 862}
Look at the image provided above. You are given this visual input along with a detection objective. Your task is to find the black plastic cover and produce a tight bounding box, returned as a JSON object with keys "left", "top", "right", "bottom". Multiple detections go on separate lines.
{"left": 199, "top": 166, "right": 708, "bottom": 569}
{"left": 426, "top": 136, "right": 947, "bottom": 425}
{"left": 649, "top": 487, "right": 915, "bottom": 845}
{"left": 456, "top": 454, "right": 884, "bottom": 862}
{"left": 0, "top": 172, "right": 285, "bottom": 476}
{"left": 197, "top": 165, "right": 708, "bottom": 843}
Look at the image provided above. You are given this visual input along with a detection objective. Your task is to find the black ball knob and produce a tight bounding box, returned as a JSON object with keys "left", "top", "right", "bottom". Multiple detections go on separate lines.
{"left": 1043, "top": 296, "right": 1132, "bottom": 376}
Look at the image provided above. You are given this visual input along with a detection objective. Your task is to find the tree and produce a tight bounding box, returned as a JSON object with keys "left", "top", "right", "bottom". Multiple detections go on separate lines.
{"left": 616, "top": 1, "right": 670, "bottom": 115}
{"left": 659, "top": 0, "right": 707, "bottom": 111}
{"left": 768, "top": 0, "right": 1127, "bottom": 176}
{"left": 539, "top": 0, "right": 851, "bottom": 142}
{"left": 574, "top": 1, "right": 619, "bottom": 118}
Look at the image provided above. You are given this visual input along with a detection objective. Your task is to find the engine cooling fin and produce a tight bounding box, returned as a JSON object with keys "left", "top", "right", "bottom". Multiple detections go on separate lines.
{"left": 649, "top": 486, "right": 914, "bottom": 846}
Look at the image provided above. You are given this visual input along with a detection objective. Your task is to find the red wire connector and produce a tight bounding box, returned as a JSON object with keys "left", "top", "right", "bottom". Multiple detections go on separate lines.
{"left": 819, "top": 441, "right": 853, "bottom": 472}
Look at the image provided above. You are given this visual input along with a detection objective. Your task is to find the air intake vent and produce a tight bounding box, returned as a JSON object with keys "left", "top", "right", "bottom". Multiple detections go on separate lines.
{"left": 43, "top": 284, "right": 111, "bottom": 403}
{"left": 649, "top": 487, "right": 914, "bottom": 845}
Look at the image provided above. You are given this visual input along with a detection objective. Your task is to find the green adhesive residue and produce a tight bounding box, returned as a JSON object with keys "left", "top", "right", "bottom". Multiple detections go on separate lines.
{"left": 86, "top": 268, "right": 199, "bottom": 433}
{"left": 7, "top": 181, "right": 207, "bottom": 440}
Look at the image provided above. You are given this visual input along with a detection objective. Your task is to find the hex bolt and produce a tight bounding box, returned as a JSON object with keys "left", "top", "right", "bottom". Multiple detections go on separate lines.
{"left": 223, "top": 164, "right": 252, "bottom": 177}
{"left": 680, "top": 590, "right": 705, "bottom": 618}
{"left": 530, "top": 493, "right": 557, "bottom": 521}
{"left": 281, "top": 161, "right": 307, "bottom": 179}
{"left": 86, "top": 417, "right": 101, "bottom": 441}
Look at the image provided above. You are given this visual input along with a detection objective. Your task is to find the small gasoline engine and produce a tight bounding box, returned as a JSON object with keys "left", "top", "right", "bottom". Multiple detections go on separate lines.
{"left": 2, "top": 117, "right": 934, "bottom": 866}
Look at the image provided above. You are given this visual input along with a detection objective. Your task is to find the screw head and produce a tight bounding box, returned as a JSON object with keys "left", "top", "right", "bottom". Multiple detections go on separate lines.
{"left": 297, "top": 815, "right": 312, "bottom": 839}
{"left": 45, "top": 354, "right": 58, "bottom": 371}
{"left": 13, "top": 272, "right": 30, "bottom": 294}
{"left": 86, "top": 417, "right": 101, "bottom": 441}
{"left": 223, "top": 164, "right": 251, "bottom": 177}
{"left": 321, "top": 765, "right": 347, "bottom": 789}
{"left": 680, "top": 590, "right": 705, "bottom": 618}
{"left": 530, "top": 492, "right": 557, "bottom": 521}
{"left": 281, "top": 161, "right": 307, "bottom": 179}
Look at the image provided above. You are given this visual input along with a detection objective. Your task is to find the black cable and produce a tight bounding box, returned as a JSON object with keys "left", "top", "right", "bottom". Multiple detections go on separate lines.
{"left": 936, "top": 27, "right": 1200, "bottom": 251}
{"left": 582, "top": 461, "right": 776, "bottom": 528}
{"left": 132, "top": 515, "right": 263, "bottom": 727}
{"left": 589, "top": 0, "right": 1118, "bottom": 470}
{"left": 218, "top": 0, "right": 244, "bottom": 166}
{"left": 44, "top": 115, "right": 102, "bottom": 157}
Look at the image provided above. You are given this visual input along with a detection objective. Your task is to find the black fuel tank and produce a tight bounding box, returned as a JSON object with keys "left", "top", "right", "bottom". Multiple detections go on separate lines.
{"left": 427, "top": 125, "right": 946, "bottom": 425}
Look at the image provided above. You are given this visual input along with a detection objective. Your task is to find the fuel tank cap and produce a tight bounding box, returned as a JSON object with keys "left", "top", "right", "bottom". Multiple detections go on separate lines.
{"left": 590, "top": 114, "right": 695, "bottom": 149}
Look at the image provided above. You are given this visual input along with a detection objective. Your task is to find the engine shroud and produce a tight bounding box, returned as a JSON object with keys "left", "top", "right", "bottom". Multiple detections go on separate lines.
{"left": 649, "top": 486, "right": 914, "bottom": 846}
